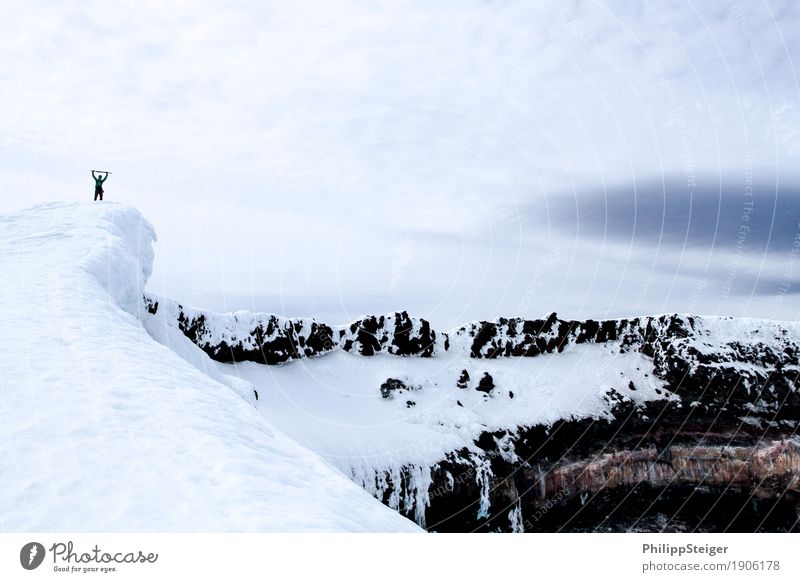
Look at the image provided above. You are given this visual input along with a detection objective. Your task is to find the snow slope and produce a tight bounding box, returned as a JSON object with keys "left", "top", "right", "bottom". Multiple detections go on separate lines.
{"left": 222, "top": 342, "right": 666, "bottom": 512}
{"left": 0, "top": 202, "right": 419, "bottom": 532}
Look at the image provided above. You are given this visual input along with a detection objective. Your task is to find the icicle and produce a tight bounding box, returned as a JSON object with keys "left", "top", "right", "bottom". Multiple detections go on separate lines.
{"left": 508, "top": 501, "right": 524, "bottom": 533}
{"left": 472, "top": 453, "right": 493, "bottom": 520}
{"left": 351, "top": 463, "right": 433, "bottom": 529}
{"left": 537, "top": 464, "right": 547, "bottom": 499}
{"left": 405, "top": 465, "right": 432, "bottom": 529}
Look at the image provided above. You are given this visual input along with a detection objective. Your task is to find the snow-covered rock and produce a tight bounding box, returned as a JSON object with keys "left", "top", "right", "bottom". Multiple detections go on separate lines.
{"left": 144, "top": 294, "right": 337, "bottom": 365}
{"left": 339, "top": 311, "right": 447, "bottom": 357}
{"left": 144, "top": 298, "right": 448, "bottom": 362}
{"left": 159, "top": 301, "right": 800, "bottom": 531}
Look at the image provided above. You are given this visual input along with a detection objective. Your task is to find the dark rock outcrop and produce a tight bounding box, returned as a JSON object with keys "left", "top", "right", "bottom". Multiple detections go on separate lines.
{"left": 340, "top": 311, "right": 444, "bottom": 357}
{"left": 395, "top": 392, "right": 800, "bottom": 532}
{"left": 380, "top": 378, "right": 417, "bottom": 400}
{"left": 476, "top": 372, "right": 495, "bottom": 394}
{"left": 145, "top": 294, "right": 337, "bottom": 365}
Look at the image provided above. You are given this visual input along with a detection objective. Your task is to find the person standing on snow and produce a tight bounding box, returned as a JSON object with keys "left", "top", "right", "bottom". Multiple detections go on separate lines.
{"left": 92, "top": 170, "right": 109, "bottom": 201}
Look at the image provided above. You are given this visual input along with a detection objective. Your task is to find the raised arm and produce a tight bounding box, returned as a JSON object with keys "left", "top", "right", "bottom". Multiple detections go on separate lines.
{"left": 92, "top": 171, "right": 98, "bottom": 180}
{"left": 101, "top": 172, "right": 109, "bottom": 183}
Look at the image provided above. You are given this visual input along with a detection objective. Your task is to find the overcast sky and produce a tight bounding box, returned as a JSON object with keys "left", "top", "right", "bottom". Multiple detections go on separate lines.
{"left": 2, "top": 1, "right": 799, "bottom": 326}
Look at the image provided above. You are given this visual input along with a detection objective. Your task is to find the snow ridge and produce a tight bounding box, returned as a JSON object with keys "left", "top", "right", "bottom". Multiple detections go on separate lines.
{"left": 0, "top": 202, "right": 420, "bottom": 532}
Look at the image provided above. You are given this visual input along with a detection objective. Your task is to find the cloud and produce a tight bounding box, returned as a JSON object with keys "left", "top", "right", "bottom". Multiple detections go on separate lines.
{"left": 1, "top": 0, "right": 799, "bottom": 323}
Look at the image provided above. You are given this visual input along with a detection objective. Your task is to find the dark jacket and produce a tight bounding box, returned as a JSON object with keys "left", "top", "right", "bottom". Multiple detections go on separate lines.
{"left": 92, "top": 172, "right": 108, "bottom": 189}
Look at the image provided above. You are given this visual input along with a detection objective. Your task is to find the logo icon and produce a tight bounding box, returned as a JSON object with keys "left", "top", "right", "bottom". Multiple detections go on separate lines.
{"left": 20, "top": 542, "right": 46, "bottom": 570}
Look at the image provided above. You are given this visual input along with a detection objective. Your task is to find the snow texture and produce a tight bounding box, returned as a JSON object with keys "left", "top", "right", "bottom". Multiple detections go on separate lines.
{"left": 0, "top": 202, "right": 419, "bottom": 532}
{"left": 221, "top": 340, "right": 668, "bottom": 524}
